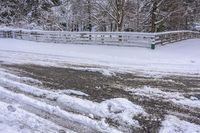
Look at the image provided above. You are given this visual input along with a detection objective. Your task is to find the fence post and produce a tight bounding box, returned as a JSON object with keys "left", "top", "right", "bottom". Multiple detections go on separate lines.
{"left": 101, "top": 34, "right": 104, "bottom": 44}
{"left": 151, "top": 37, "right": 156, "bottom": 50}
{"left": 119, "top": 34, "right": 122, "bottom": 43}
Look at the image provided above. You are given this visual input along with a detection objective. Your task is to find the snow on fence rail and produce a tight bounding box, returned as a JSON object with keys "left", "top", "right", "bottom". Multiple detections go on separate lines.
{"left": 0, "top": 29, "right": 199, "bottom": 49}
{"left": 0, "top": 29, "right": 154, "bottom": 48}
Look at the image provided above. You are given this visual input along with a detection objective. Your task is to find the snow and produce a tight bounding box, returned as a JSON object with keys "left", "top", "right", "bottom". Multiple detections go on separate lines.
{"left": 0, "top": 69, "right": 42, "bottom": 84}
{"left": 0, "top": 68, "right": 146, "bottom": 128}
{"left": 0, "top": 35, "right": 200, "bottom": 132}
{"left": 0, "top": 38, "right": 200, "bottom": 75}
{"left": 0, "top": 69, "right": 146, "bottom": 132}
{"left": 57, "top": 95, "right": 146, "bottom": 127}
{"left": 194, "top": 25, "right": 200, "bottom": 31}
{"left": 0, "top": 86, "right": 121, "bottom": 133}
{"left": 127, "top": 86, "right": 200, "bottom": 109}
{"left": 160, "top": 115, "right": 200, "bottom": 133}
{"left": 0, "top": 101, "right": 75, "bottom": 133}
{"left": 60, "top": 89, "right": 89, "bottom": 97}
{"left": 0, "top": 69, "right": 52, "bottom": 98}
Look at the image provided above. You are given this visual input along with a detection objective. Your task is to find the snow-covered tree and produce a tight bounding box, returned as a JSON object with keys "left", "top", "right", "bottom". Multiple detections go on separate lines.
{"left": 93, "top": 0, "right": 129, "bottom": 31}
{"left": 0, "top": 0, "right": 199, "bottom": 32}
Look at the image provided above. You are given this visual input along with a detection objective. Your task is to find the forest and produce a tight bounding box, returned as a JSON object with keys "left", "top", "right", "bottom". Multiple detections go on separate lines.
{"left": 0, "top": 0, "right": 200, "bottom": 32}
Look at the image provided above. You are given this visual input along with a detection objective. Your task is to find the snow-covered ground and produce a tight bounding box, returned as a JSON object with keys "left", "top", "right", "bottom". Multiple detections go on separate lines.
{"left": 0, "top": 38, "right": 200, "bottom": 132}
{"left": 0, "top": 68, "right": 146, "bottom": 133}
{"left": 126, "top": 86, "right": 200, "bottom": 109}
{"left": 160, "top": 115, "right": 200, "bottom": 133}
{"left": 0, "top": 101, "right": 75, "bottom": 133}
{"left": 0, "top": 38, "right": 200, "bottom": 75}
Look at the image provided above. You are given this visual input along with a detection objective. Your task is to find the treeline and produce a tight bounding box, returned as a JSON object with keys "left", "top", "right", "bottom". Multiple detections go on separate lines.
{"left": 0, "top": 0, "right": 200, "bottom": 32}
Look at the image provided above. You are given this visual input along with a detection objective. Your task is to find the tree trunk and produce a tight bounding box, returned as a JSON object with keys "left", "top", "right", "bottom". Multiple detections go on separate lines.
{"left": 87, "top": 0, "right": 92, "bottom": 32}
{"left": 150, "top": 0, "right": 157, "bottom": 32}
{"left": 115, "top": 0, "right": 125, "bottom": 32}
{"left": 116, "top": 21, "right": 123, "bottom": 32}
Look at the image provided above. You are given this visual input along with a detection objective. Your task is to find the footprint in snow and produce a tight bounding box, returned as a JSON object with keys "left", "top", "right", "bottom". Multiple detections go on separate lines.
{"left": 59, "top": 129, "right": 66, "bottom": 133}
{"left": 7, "top": 105, "right": 16, "bottom": 112}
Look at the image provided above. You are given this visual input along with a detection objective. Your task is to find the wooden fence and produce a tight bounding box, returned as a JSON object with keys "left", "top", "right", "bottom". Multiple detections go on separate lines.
{"left": 0, "top": 29, "right": 199, "bottom": 49}
{"left": 154, "top": 31, "right": 200, "bottom": 46}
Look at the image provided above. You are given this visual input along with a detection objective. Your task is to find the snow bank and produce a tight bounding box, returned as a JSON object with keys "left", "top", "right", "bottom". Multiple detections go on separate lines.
{"left": 160, "top": 115, "right": 200, "bottom": 133}
{"left": 0, "top": 38, "right": 200, "bottom": 74}
{"left": 127, "top": 86, "right": 200, "bottom": 109}
{"left": 57, "top": 95, "right": 146, "bottom": 127}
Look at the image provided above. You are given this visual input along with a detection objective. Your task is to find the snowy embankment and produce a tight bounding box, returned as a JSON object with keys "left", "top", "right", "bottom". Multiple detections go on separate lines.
{"left": 0, "top": 38, "right": 200, "bottom": 75}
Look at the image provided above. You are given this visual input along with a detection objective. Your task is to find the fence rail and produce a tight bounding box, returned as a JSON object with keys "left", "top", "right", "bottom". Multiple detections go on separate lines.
{"left": 0, "top": 29, "right": 199, "bottom": 49}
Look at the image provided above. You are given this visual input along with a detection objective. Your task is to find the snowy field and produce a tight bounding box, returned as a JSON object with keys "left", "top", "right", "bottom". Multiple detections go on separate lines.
{"left": 0, "top": 38, "right": 200, "bottom": 133}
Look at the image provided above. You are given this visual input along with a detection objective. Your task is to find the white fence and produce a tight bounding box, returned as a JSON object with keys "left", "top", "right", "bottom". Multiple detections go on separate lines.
{"left": 0, "top": 29, "right": 155, "bottom": 48}
{"left": 0, "top": 29, "right": 199, "bottom": 49}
